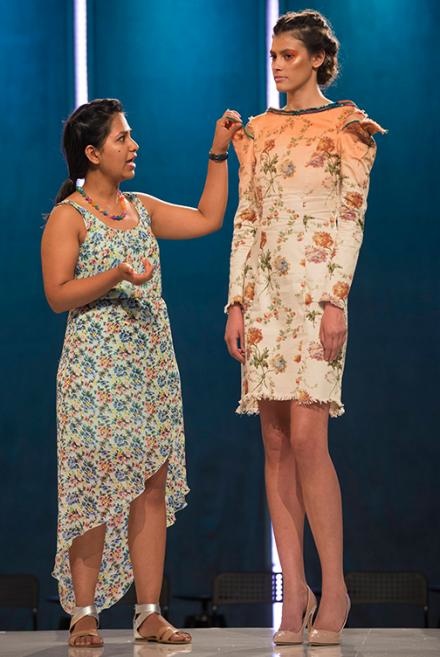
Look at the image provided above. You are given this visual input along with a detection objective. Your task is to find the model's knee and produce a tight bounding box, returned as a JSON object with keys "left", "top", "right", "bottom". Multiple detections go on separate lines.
{"left": 263, "top": 430, "right": 289, "bottom": 465}
{"left": 290, "top": 430, "right": 328, "bottom": 466}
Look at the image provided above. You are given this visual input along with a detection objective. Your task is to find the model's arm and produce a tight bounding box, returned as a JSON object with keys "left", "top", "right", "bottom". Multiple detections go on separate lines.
{"left": 139, "top": 110, "right": 243, "bottom": 240}
{"left": 41, "top": 205, "right": 153, "bottom": 313}
{"left": 319, "top": 114, "right": 385, "bottom": 360}
{"left": 224, "top": 123, "right": 258, "bottom": 363}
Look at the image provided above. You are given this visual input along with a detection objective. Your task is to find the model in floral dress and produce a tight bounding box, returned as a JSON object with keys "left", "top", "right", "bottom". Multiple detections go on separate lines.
{"left": 42, "top": 99, "right": 241, "bottom": 647}
{"left": 227, "top": 100, "right": 384, "bottom": 417}
{"left": 224, "top": 10, "right": 385, "bottom": 648}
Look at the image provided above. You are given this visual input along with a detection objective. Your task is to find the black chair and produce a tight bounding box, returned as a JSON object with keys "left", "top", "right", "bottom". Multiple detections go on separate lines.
{"left": 0, "top": 574, "right": 39, "bottom": 630}
{"left": 345, "top": 571, "right": 429, "bottom": 627}
{"left": 212, "top": 571, "right": 283, "bottom": 610}
{"left": 116, "top": 576, "right": 170, "bottom": 619}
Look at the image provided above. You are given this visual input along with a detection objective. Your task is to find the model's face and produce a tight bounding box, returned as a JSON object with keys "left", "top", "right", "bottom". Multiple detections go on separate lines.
{"left": 270, "top": 33, "right": 324, "bottom": 94}
{"left": 88, "top": 113, "right": 139, "bottom": 181}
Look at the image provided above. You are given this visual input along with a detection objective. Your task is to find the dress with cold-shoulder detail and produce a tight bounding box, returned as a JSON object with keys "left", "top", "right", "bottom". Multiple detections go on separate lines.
{"left": 226, "top": 100, "right": 385, "bottom": 417}
{"left": 53, "top": 193, "right": 189, "bottom": 613}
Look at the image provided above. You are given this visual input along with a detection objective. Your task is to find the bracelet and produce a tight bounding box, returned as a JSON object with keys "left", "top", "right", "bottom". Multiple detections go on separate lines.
{"left": 208, "top": 150, "right": 228, "bottom": 161}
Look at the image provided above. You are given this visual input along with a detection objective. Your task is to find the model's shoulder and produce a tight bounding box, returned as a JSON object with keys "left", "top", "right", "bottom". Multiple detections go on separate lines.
{"left": 247, "top": 111, "right": 271, "bottom": 125}
{"left": 334, "top": 99, "right": 364, "bottom": 121}
{"left": 247, "top": 110, "right": 280, "bottom": 129}
{"left": 335, "top": 100, "right": 387, "bottom": 143}
{"left": 241, "top": 111, "right": 282, "bottom": 140}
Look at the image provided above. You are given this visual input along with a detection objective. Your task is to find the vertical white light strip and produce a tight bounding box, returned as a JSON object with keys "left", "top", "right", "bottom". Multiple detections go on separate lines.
{"left": 74, "top": 0, "right": 88, "bottom": 107}
{"left": 271, "top": 528, "right": 282, "bottom": 628}
{"left": 266, "top": 0, "right": 282, "bottom": 630}
{"left": 266, "top": 0, "right": 279, "bottom": 109}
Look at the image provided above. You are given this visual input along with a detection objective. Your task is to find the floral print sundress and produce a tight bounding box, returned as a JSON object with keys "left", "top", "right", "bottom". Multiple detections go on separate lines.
{"left": 227, "top": 101, "right": 385, "bottom": 417}
{"left": 52, "top": 193, "right": 189, "bottom": 613}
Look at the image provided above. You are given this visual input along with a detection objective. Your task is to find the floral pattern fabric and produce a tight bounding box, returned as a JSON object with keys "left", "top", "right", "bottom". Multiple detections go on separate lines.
{"left": 53, "top": 193, "right": 189, "bottom": 613}
{"left": 227, "top": 101, "right": 385, "bottom": 417}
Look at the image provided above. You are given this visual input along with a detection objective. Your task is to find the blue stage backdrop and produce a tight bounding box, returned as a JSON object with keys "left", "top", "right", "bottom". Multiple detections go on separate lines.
{"left": 0, "top": 0, "right": 74, "bottom": 630}
{"left": 0, "top": 0, "right": 439, "bottom": 630}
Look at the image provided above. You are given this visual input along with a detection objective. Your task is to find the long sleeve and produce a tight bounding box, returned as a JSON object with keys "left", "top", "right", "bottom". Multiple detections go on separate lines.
{"left": 225, "top": 123, "right": 258, "bottom": 311}
{"left": 319, "top": 111, "right": 386, "bottom": 310}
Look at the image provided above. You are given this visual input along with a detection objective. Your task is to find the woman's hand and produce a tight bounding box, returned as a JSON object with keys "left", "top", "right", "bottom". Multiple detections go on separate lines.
{"left": 319, "top": 303, "right": 347, "bottom": 362}
{"left": 225, "top": 304, "right": 245, "bottom": 364}
{"left": 118, "top": 258, "right": 154, "bottom": 285}
{"left": 211, "top": 109, "right": 243, "bottom": 153}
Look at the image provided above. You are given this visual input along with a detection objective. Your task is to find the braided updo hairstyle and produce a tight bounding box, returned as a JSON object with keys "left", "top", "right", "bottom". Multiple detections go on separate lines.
{"left": 55, "top": 98, "right": 124, "bottom": 203}
{"left": 273, "top": 10, "right": 339, "bottom": 86}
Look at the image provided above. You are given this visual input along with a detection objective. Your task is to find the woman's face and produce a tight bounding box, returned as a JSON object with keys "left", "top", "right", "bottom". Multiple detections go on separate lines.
{"left": 270, "top": 33, "right": 324, "bottom": 95}
{"left": 88, "top": 112, "right": 139, "bottom": 181}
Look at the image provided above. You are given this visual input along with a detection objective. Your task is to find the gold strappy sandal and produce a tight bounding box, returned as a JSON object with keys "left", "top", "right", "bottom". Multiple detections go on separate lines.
{"left": 68, "top": 604, "right": 103, "bottom": 647}
{"left": 133, "top": 603, "right": 192, "bottom": 644}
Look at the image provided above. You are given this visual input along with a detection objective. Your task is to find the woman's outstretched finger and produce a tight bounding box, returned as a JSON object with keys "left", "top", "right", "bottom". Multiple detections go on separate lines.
{"left": 224, "top": 108, "right": 241, "bottom": 120}
{"left": 223, "top": 111, "right": 243, "bottom": 130}
{"left": 140, "top": 259, "right": 154, "bottom": 281}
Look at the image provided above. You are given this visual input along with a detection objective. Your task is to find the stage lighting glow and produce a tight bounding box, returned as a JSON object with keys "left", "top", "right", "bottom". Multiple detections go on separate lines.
{"left": 271, "top": 526, "right": 282, "bottom": 628}
{"left": 266, "top": 0, "right": 279, "bottom": 110}
{"left": 74, "top": 0, "right": 88, "bottom": 107}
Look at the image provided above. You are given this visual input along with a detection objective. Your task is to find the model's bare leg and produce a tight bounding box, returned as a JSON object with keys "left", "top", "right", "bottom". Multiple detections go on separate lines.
{"left": 69, "top": 524, "right": 106, "bottom": 646}
{"left": 128, "top": 461, "right": 190, "bottom": 642}
{"left": 259, "top": 400, "right": 309, "bottom": 631}
{"left": 290, "top": 401, "right": 348, "bottom": 630}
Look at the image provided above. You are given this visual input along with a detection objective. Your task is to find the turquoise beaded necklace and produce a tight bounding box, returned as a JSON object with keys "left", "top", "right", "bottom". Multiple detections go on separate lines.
{"left": 77, "top": 185, "right": 127, "bottom": 221}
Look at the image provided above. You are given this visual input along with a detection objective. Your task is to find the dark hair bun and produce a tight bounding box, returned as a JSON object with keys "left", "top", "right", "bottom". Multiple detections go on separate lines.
{"left": 273, "top": 9, "right": 339, "bottom": 86}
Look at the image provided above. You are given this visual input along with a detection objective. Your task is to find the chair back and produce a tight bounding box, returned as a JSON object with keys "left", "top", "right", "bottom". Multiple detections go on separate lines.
{"left": 0, "top": 574, "right": 39, "bottom": 630}
{"left": 345, "top": 571, "right": 428, "bottom": 627}
{"left": 212, "top": 571, "right": 283, "bottom": 609}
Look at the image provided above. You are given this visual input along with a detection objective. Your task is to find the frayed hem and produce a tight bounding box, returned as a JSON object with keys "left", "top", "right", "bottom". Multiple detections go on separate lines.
{"left": 236, "top": 394, "right": 345, "bottom": 418}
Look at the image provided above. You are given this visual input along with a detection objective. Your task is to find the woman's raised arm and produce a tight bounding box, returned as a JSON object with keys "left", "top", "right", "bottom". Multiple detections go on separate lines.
{"left": 140, "top": 110, "right": 243, "bottom": 240}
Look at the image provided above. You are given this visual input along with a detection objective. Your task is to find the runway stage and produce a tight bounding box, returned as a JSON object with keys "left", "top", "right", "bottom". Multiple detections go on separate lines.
{"left": 1, "top": 627, "right": 440, "bottom": 657}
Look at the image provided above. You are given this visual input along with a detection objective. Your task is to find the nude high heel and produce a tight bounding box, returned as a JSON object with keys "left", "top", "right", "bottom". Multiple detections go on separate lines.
{"left": 308, "top": 594, "right": 351, "bottom": 645}
{"left": 273, "top": 585, "right": 317, "bottom": 645}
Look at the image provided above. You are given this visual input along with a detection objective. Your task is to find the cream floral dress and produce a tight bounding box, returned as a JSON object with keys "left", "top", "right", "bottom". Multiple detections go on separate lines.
{"left": 53, "top": 194, "right": 189, "bottom": 613}
{"left": 227, "top": 101, "right": 385, "bottom": 417}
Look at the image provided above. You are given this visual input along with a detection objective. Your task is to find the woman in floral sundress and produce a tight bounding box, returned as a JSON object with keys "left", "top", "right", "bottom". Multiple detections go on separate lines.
{"left": 42, "top": 98, "right": 241, "bottom": 647}
{"left": 225, "top": 11, "right": 385, "bottom": 647}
